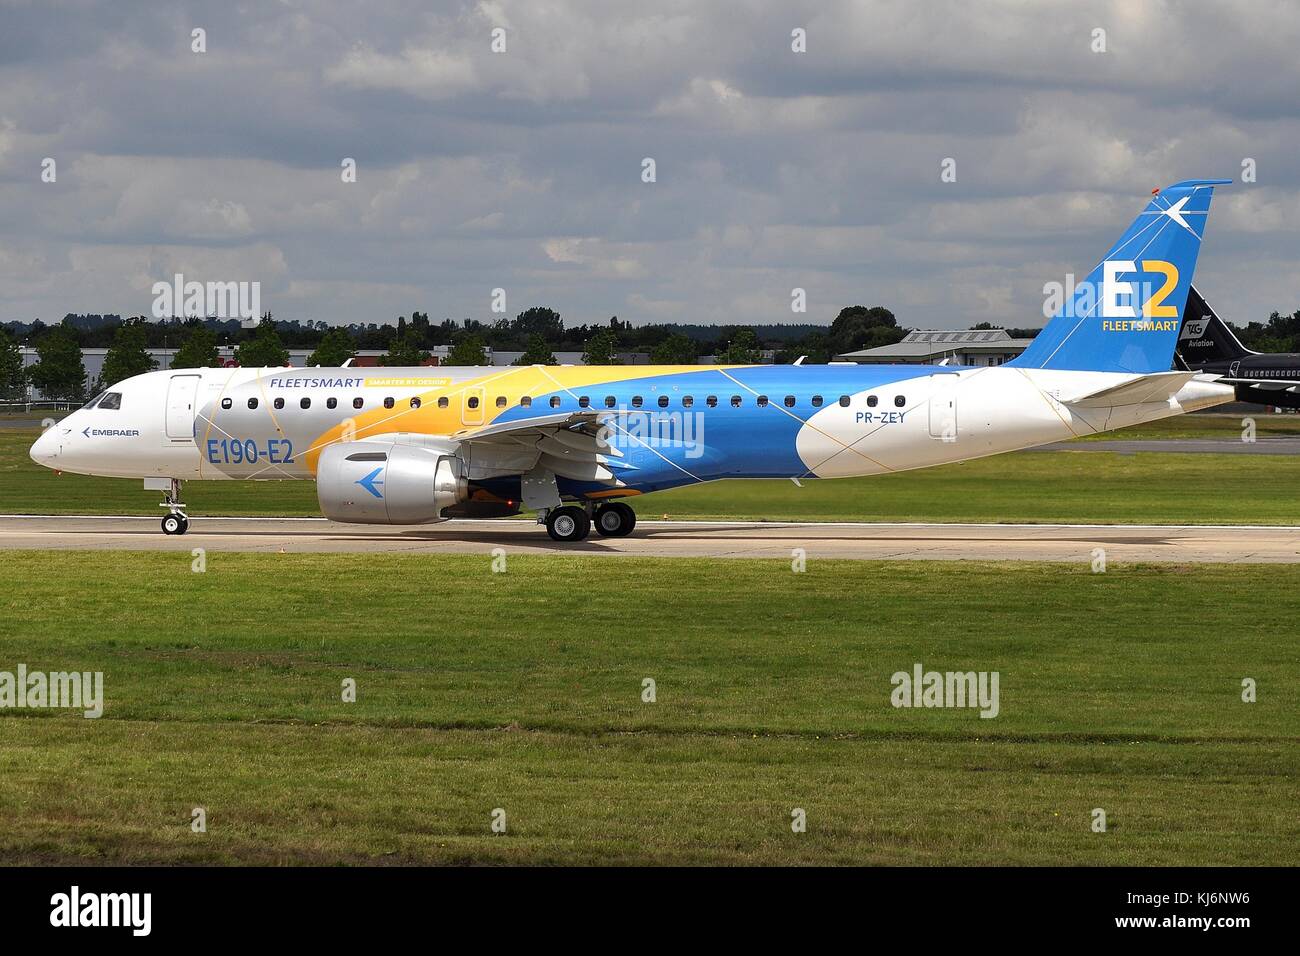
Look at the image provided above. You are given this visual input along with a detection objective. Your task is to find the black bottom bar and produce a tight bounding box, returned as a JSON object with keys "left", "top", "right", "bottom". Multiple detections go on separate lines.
{"left": 0, "top": 866, "right": 1280, "bottom": 941}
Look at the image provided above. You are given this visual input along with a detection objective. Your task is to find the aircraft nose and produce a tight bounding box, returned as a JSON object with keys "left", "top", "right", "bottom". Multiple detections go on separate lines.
{"left": 29, "top": 428, "right": 61, "bottom": 467}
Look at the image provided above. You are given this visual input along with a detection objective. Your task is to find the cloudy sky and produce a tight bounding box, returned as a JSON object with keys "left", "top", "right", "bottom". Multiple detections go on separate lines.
{"left": 1, "top": 0, "right": 1298, "bottom": 331}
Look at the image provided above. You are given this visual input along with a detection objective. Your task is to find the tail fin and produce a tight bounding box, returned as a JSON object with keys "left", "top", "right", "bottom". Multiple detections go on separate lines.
{"left": 1177, "top": 285, "right": 1254, "bottom": 364}
{"left": 1009, "top": 179, "right": 1229, "bottom": 374}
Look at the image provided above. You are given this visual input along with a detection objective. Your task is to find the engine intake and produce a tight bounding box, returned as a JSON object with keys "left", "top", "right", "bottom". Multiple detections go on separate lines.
{"left": 316, "top": 441, "right": 468, "bottom": 524}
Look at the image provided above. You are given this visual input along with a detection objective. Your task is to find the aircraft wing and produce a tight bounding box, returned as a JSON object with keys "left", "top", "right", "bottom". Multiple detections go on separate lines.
{"left": 447, "top": 411, "right": 634, "bottom": 485}
{"left": 448, "top": 410, "right": 601, "bottom": 441}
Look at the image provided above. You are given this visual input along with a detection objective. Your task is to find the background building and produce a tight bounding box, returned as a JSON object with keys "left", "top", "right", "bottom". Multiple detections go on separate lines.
{"left": 835, "top": 329, "right": 1034, "bottom": 367}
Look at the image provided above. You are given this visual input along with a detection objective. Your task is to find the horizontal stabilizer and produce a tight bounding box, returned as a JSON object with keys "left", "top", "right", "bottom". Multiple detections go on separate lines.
{"left": 1063, "top": 371, "right": 1197, "bottom": 407}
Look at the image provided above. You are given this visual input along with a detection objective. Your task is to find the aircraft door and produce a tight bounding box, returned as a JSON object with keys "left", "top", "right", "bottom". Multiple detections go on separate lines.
{"left": 165, "top": 374, "right": 202, "bottom": 440}
{"left": 927, "top": 373, "right": 958, "bottom": 441}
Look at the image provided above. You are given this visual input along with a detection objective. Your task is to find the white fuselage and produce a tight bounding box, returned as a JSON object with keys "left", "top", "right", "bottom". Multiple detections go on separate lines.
{"left": 30, "top": 364, "right": 1234, "bottom": 494}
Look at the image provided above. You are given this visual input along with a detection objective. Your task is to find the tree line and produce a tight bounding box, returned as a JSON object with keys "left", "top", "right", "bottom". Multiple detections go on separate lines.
{"left": 0, "top": 305, "right": 912, "bottom": 399}
{"left": 8, "top": 297, "right": 1298, "bottom": 401}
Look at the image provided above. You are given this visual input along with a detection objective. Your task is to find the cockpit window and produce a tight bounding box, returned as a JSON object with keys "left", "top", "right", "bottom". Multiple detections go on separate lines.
{"left": 82, "top": 391, "right": 106, "bottom": 410}
{"left": 98, "top": 392, "right": 123, "bottom": 410}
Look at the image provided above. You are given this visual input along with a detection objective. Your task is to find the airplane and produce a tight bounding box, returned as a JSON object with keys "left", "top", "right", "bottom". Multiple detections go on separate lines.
{"left": 1176, "top": 285, "right": 1300, "bottom": 408}
{"left": 31, "top": 179, "right": 1236, "bottom": 542}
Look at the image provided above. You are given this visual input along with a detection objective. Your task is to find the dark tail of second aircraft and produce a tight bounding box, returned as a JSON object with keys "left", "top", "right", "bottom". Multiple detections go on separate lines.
{"left": 1177, "top": 286, "right": 1300, "bottom": 409}
{"left": 1177, "top": 287, "right": 1254, "bottom": 364}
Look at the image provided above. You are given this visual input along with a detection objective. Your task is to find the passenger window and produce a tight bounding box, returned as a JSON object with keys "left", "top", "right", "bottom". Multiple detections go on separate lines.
{"left": 604, "top": 396, "right": 617, "bottom": 408}
{"left": 682, "top": 396, "right": 693, "bottom": 408}
{"left": 220, "top": 398, "right": 233, "bottom": 410}
{"left": 730, "top": 395, "right": 742, "bottom": 407}
{"left": 658, "top": 395, "right": 669, "bottom": 408}
{"left": 327, "top": 397, "right": 338, "bottom": 409}
{"left": 756, "top": 395, "right": 768, "bottom": 407}
{"left": 520, "top": 396, "right": 531, "bottom": 407}
{"left": 838, "top": 395, "right": 850, "bottom": 407}
{"left": 274, "top": 397, "right": 285, "bottom": 410}
{"left": 466, "top": 396, "right": 479, "bottom": 409}
{"left": 706, "top": 396, "right": 718, "bottom": 408}
{"left": 300, "top": 397, "right": 311, "bottom": 409}
{"left": 811, "top": 395, "right": 823, "bottom": 407}
{"left": 496, "top": 396, "right": 507, "bottom": 408}
{"left": 579, "top": 396, "right": 591, "bottom": 408}
{"left": 353, "top": 397, "right": 364, "bottom": 409}
{"left": 437, "top": 397, "right": 449, "bottom": 408}
{"left": 784, "top": 395, "right": 796, "bottom": 408}
{"left": 894, "top": 395, "right": 905, "bottom": 407}
{"left": 867, "top": 395, "right": 878, "bottom": 407}
{"left": 248, "top": 398, "right": 259, "bottom": 410}
{"left": 384, "top": 397, "right": 395, "bottom": 409}
{"left": 99, "top": 392, "right": 122, "bottom": 410}
{"left": 631, "top": 396, "right": 643, "bottom": 408}
{"left": 550, "top": 396, "right": 561, "bottom": 408}
{"left": 411, "top": 397, "right": 422, "bottom": 409}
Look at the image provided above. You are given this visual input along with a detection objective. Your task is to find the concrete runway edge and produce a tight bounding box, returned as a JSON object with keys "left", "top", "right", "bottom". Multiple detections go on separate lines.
{"left": 1, "top": 515, "right": 1298, "bottom": 563}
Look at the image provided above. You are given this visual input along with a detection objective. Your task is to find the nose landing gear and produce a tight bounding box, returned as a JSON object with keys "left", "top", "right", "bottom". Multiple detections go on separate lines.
{"left": 161, "top": 512, "right": 189, "bottom": 536}
{"left": 159, "top": 478, "right": 189, "bottom": 535}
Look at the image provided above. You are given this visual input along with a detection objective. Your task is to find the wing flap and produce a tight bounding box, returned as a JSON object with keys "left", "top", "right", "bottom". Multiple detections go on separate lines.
{"left": 449, "top": 411, "right": 629, "bottom": 486}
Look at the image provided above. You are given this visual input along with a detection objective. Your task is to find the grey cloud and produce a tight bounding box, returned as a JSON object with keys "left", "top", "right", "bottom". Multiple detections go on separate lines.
{"left": 0, "top": 0, "right": 1297, "bottom": 329}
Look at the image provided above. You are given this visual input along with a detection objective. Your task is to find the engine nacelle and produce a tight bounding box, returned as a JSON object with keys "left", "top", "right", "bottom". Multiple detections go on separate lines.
{"left": 316, "top": 441, "right": 468, "bottom": 524}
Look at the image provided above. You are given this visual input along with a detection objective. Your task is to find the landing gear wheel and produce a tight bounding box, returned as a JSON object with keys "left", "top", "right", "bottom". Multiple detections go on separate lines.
{"left": 159, "top": 478, "right": 189, "bottom": 535}
{"left": 593, "top": 502, "right": 636, "bottom": 537}
{"left": 161, "top": 513, "right": 188, "bottom": 536}
{"left": 546, "top": 506, "right": 591, "bottom": 542}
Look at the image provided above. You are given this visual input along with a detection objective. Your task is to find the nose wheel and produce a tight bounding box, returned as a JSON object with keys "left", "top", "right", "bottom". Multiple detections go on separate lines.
{"left": 159, "top": 478, "right": 189, "bottom": 535}
{"left": 161, "top": 512, "right": 189, "bottom": 536}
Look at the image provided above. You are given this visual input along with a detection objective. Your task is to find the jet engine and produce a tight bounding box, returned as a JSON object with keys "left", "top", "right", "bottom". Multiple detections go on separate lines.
{"left": 316, "top": 441, "right": 468, "bottom": 524}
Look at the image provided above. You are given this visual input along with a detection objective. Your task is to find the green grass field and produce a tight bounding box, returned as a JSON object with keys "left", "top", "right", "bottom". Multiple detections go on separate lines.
{"left": 5, "top": 420, "right": 1300, "bottom": 524}
{"left": 0, "top": 551, "right": 1294, "bottom": 865}
{"left": 1070, "top": 412, "right": 1300, "bottom": 441}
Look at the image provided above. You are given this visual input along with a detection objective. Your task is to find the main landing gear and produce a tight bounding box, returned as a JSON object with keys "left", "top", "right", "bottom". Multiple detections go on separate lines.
{"left": 160, "top": 478, "right": 190, "bottom": 536}
{"left": 545, "top": 506, "right": 589, "bottom": 542}
{"left": 593, "top": 501, "right": 636, "bottom": 538}
{"left": 543, "top": 502, "right": 637, "bottom": 542}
